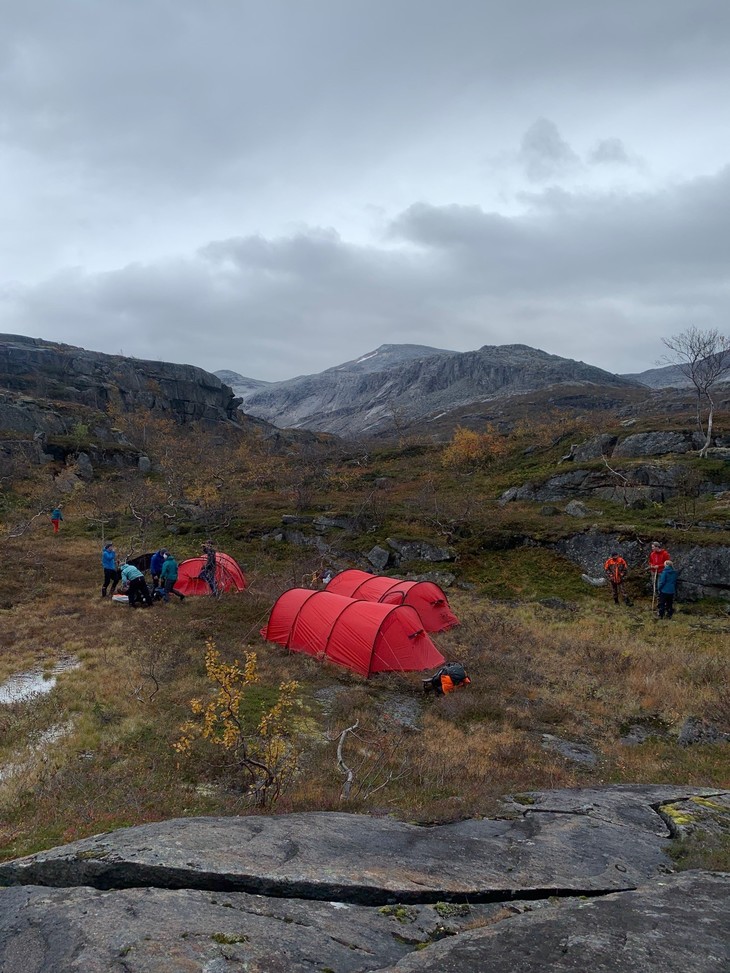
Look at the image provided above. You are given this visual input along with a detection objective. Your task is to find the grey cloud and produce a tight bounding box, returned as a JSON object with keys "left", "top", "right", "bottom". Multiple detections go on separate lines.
{"left": 519, "top": 119, "right": 580, "bottom": 182}
{"left": 2, "top": 1, "right": 728, "bottom": 194}
{"left": 5, "top": 165, "right": 730, "bottom": 379}
{"left": 393, "top": 167, "right": 730, "bottom": 295}
{"left": 589, "top": 138, "right": 632, "bottom": 166}
{"left": 2, "top": 0, "right": 729, "bottom": 380}
{"left": 587, "top": 137, "right": 645, "bottom": 170}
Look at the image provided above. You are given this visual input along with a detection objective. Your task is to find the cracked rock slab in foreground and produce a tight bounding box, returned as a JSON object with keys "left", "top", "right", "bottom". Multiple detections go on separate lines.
{"left": 2, "top": 784, "right": 721, "bottom": 902}
{"left": 0, "top": 786, "right": 727, "bottom": 972}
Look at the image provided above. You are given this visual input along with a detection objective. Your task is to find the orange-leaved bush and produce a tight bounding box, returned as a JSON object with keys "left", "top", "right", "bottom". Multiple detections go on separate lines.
{"left": 441, "top": 425, "right": 511, "bottom": 470}
{"left": 175, "top": 639, "right": 299, "bottom": 806}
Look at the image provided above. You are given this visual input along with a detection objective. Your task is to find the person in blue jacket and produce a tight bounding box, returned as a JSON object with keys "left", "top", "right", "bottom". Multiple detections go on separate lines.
{"left": 657, "top": 559, "right": 677, "bottom": 619}
{"left": 101, "top": 543, "right": 120, "bottom": 598}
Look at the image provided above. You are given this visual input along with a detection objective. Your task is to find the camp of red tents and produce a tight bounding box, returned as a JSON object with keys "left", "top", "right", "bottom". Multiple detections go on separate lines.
{"left": 326, "top": 569, "right": 459, "bottom": 633}
{"left": 261, "top": 588, "right": 445, "bottom": 677}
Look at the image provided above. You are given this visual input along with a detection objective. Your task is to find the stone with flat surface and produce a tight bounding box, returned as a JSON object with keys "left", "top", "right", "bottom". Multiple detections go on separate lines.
{"left": 372, "top": 871, "right": 730, "bottom": 973}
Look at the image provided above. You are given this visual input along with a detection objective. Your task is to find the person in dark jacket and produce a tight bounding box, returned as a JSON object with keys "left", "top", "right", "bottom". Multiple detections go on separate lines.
{"left": 657, "top": 560, "right": 678, "bottom": 619}
{"left": 101, "top": 543, "right": 120, "bottom": 597}
{"left": 150, "top": 549, "right": 167, "bottom": 592}
{"left": 200, "top": 539, "right": 219, "bottom": 596}
{"left": 50, "top": 506, "right": 63, "bottom": 533}
{"left": 159, "top": 552, "right": 185, "bottom": 603}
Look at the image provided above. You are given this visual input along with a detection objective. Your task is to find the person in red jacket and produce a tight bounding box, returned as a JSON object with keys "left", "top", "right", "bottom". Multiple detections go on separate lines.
{"left": 604, "top": 553, "right": 629, "bottom": 605}
{"left": 648, "top": 541, "right": 670, "bottom": 607}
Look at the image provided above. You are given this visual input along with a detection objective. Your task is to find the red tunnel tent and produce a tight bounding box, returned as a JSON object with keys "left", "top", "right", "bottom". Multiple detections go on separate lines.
{"left": 261, "top": 588, "right": 445, "bottom": 677}
{"left": 175, "top": 552, "right": 247, "bottom": 597}
{"left": 327, "top": 569, "right": 459, "bottom": 633}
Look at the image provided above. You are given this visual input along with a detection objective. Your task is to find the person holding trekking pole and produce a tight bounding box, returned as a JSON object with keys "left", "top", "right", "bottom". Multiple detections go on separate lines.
{"left": 648, "top": 541, "right": 670, "bottom": 611}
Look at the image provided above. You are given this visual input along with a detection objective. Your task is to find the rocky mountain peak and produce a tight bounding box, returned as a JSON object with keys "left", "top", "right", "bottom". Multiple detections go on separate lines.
{"left": 233, "top": 341, "right": 639, "bottom": 438}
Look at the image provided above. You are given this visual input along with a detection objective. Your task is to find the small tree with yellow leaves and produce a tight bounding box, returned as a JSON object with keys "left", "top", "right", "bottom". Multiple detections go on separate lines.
{"left": 175, "top": 640, "right": 299, "bottom": 806}
{"left": 441, "top": 425, "right": 511, "bottom": 471}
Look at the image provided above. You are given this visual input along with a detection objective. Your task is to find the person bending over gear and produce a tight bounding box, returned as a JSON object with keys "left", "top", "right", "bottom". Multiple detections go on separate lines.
{"left": 604, "top": 552, "right": 630, "bottom": 605}
{"left": 159, "top": 552, "right": 185, "bottom": 603}
{"left": 423, "top": 662, "right": 471, "bottom": 696}
{"left": 121, "top": 561, "right": 153, "bottom": 608}
{"left": 657, "top": 559, "right": 678, "bottom": 619}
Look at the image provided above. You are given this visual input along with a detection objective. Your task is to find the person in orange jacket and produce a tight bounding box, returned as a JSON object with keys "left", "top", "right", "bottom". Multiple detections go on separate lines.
{"left": 604, "top": 552, "right": 630, "bottom": 605}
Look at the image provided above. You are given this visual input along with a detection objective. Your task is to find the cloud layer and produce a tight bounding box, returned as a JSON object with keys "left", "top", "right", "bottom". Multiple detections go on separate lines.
{"left": 1, "top": 1, "right": 729, "bottom": 379}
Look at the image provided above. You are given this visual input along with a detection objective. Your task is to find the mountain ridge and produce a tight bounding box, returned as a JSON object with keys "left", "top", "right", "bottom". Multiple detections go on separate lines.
{"left": 227, "top": 342, "right": 641, "bottom": 438}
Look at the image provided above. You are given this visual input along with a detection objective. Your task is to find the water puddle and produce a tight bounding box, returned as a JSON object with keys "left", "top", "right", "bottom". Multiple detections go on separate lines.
{"left": 0, "top": 657, "right": 80, "bottom": 705}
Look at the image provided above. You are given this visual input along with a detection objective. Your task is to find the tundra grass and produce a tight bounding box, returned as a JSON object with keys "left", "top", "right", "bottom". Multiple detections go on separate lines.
{"left": 1, "top": 412, "right": 728, "bottom": 864}
{"left": 0, "top": 528, "right": 727, "bottom": 864}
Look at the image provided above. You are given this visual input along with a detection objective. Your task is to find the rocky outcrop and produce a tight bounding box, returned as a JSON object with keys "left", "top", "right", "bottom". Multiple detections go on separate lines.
{"left": 269, "top": 524, "right": 456, "bottom": 570}
{"left": 386, "top": 538, "right": 455, "bottom": 563}
{"left": 572, "top": 433, "right": 618, "bottom": 461}
{"left": 0, "top": 786, "right": 727, "bottom": 973}
{"left": 500, "top": 463, "right": 728, "bottom": 507}
{"left": 569, "top": 428, "right": 729, "bottom": 461}
{"left": 238, "top": 343, "right": 638, "bottom": 438}
{"left": 0, "top": 334, "right": 242, "bottom": 425}
{"left": 612, "top": 431, "right": 705, "bottom": 457}
{"left": 554, "top": 529, "right": 730, "bottom": 599}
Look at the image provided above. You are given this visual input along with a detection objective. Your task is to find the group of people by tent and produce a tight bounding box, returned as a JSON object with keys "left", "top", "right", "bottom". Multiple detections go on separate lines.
{"left": 603, "top": 541, "right": 677, "bottom": 618}
{"left": 100, "top": 540, "right": 246, "bottom": 608}
{"left": 100, "top": 540, "right": 470, "bottom": 689}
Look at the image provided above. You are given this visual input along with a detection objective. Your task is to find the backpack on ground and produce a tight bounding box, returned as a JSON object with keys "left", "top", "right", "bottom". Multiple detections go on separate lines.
{"left": 422, "top": 662, "right": 469, "bottom": 694}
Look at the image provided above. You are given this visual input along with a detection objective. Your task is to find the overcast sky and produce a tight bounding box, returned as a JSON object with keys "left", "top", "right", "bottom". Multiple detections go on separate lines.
{"left": 1, "top": 0, "right": 729, "bottom": 381}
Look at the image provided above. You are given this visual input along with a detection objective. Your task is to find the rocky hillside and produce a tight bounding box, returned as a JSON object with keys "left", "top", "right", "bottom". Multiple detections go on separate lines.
{"left": 0, "top": 334, "right": 248, "bottom": 479}
{"left": 623, "top": 362, "right": 694, "bottom": 388}
{"left": 235, "top": 343, "right": 639, "bottom": 438}
{"left": 214, "top": 369, "right": 272, "bottom": 400}
{"left": 0, "top": 334, "right": 242, "bottom": 427}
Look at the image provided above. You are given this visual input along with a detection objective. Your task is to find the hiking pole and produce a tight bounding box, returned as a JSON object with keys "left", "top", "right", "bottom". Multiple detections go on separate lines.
{"left": 651, "top": 570, "right": 657, "bottom": 612}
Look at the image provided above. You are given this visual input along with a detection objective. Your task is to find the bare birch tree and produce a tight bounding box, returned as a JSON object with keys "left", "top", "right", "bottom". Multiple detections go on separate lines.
{"left": 659, "top": 327, "right": 730, "bottom": 458}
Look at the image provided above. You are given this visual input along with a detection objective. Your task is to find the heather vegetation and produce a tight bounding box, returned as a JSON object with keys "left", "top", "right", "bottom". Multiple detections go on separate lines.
{"left": 0, "top": 398, "right": 728, "bottom": 867}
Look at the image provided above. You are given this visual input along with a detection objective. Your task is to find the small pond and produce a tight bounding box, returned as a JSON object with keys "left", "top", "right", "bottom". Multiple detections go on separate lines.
{"left": 0, "top": 657, "right": 80, "bottom": 705}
